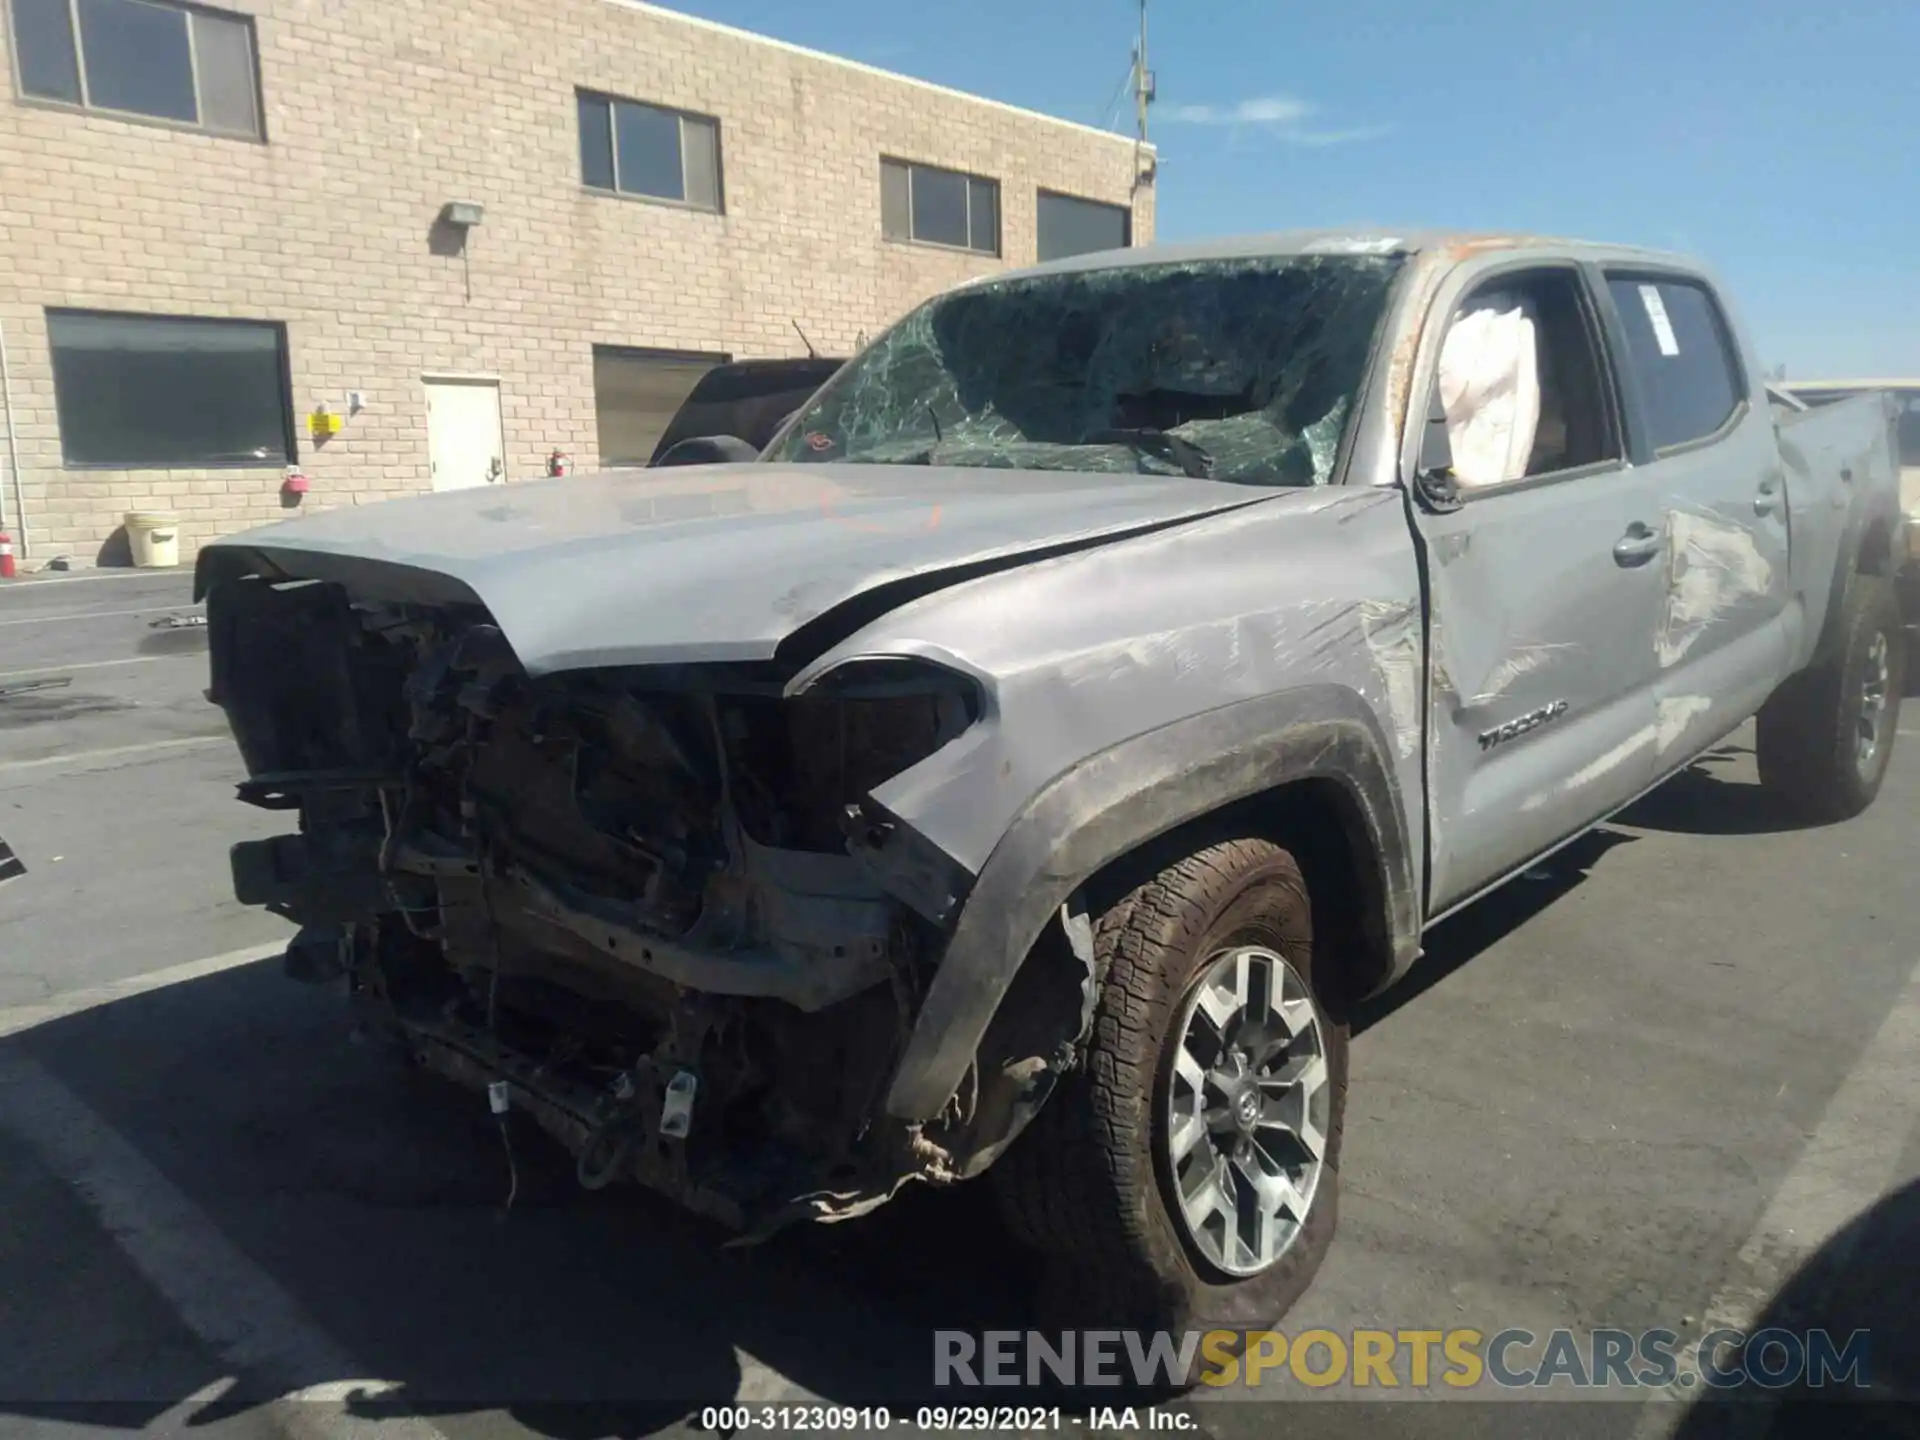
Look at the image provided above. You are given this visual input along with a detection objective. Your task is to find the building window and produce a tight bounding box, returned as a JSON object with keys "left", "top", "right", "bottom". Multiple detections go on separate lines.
{"left": 592, "top": 346, "right": 729, "bottom": 465}
{"left": 577, "top": 91, "right": 722, "bottom": 211}
{"left": 881, "top": 158, "right": 999, "bottom": 255}
{"left": 1037, "top": 190, "right": 1131, "bottom": 262}
{"left": 47, "top": 310, "right": 293, "bottom": 468}
{"left": 11, "top": 0, "right": 262, "bottom": 139}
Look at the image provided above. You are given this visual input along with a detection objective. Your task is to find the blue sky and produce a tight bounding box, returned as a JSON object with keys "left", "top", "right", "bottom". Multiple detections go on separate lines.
{"left": 672, "top": 0, "right": 1916, "bottom": 377}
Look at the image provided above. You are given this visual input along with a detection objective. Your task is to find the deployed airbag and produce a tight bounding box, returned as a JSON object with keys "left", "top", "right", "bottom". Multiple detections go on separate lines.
{"left": 1438, "top": 293, "right": 1541, "bottom": 488}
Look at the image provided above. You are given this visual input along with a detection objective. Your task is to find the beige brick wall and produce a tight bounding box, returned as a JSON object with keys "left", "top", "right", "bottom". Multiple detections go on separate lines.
{"left": 0, "top": 0, "right": 1154, "bottom": 564}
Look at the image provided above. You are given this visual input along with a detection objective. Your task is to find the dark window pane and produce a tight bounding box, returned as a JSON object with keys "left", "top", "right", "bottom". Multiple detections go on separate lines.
{"left": 653, "top": 359, "right": 843, "bottom": 459}
{"left": 48, "top": 311, "right": 291, "bottom": 467}
{"left": 1038, "top": 192, "right": 1130, "bottom": 262}
{"left": 1605, "top": 277, "right": 1743, "bottom": 450}
{"left": 1895, "top": 391, "right": 1920, "bottom": 467}
{"left": 191, "top": 10, "right": 258, "bottom": 136}
{"left": 12, "top": 0, "right": 82, "bottom": 104}
{"left": 614, "top": 100, "right": 684, "bottom": 200}
{"left": 592, "top": 347, "right": 721, "bottom": 464}
{"left": 578, "top": 93, "right": 615, "bottom": 190}
{"left": 880, "top": 160, "right": 910, "bottom": 240}
{"left": 909, "top": 164, "right": 968, "bottom": 248}
{"left": 967, "top": 176, "right": 999, "bottom": 254}
{"left": 682, "top": 114, "right": 720, "bottom": 211}
{"left": 77, "top": 0, "right": 196, "bottom": 123}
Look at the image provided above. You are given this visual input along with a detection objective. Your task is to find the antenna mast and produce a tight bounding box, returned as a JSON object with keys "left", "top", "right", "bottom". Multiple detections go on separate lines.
{"left": 1132, "top": 0, "right": 1156, "bottom": 189}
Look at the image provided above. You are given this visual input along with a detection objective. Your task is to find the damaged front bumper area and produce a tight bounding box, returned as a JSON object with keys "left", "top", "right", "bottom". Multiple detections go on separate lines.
{"left": 210, "top": 574, "right": 1012, "bottom": 1237}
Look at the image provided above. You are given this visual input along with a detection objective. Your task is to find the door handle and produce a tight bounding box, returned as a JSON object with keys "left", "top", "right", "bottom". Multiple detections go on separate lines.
{"left": 1612, "top": 522, "right": 1662, "bottom": 567}
{"left": 1754, "top": 479, "right": 1781, "bottom": 516}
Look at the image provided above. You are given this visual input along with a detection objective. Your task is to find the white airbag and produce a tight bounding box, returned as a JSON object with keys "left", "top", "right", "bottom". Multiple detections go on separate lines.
{"left": 1438, "top": 297, "right": 1541, "bottom": 487}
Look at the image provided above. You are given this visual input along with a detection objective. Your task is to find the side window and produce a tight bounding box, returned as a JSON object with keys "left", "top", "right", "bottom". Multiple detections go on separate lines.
{"left": 1604, "top": 276, "right": 1746, "bottom": 451}
{"left": 1432, "top": 269, "right": 1618, "bottom": 489}
{"left": 1895, "top": 391, "right": 1920, "bottom": 468}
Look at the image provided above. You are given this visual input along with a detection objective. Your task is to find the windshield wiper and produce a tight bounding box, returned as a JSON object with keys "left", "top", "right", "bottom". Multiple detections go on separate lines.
{"left": 1080, "top": 427, "right": 1215, "bottom": 479}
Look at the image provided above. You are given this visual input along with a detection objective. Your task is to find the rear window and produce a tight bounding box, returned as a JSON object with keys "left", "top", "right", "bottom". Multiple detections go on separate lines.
{"left": 1785, "top": 387, "right": 1920, "bottom": 466}
{"left": 1605, "top": 276, "right": 1747, "bottom": 452}
{"left": 649, "top": 358, "right": 844, "bottom": 462}
{"left": 1892, "top": 389, "right": 1920, "bottom": 467}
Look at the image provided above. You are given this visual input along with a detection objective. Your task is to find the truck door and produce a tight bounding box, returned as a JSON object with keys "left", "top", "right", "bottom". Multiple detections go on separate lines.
{"left": 1593, "top": 272, "right": 1792, "bottom": 768}
{"left": 1409, "top": 263, "right": 1669, "bottom": 914}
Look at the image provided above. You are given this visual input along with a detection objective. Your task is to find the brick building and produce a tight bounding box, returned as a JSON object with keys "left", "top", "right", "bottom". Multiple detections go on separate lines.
{"left": 0, "top": 0, "right": 1153, "bottom": 564}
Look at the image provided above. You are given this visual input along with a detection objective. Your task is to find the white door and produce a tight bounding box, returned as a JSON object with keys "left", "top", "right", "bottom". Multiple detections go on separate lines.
{"left": 424, "top": 378, "right": 506, "bottom": 491}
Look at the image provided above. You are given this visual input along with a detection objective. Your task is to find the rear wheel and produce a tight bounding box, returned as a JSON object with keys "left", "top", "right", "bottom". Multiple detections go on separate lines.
{"left": 1756, "top": 574, "right": 1904, "bottom": 822}
{"left": 992, "top": 838, "right": 1347, "bottom": 1366}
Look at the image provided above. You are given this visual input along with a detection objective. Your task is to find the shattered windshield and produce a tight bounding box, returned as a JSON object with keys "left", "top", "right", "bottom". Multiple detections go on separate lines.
{"left": 764, "top": 252, "right": 1404, "bottom": 486}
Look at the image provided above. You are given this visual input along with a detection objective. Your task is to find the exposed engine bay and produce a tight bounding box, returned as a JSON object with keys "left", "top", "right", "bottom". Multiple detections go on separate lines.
{"left": 210, "top": 575, "right": 1075, "bottom": 1235}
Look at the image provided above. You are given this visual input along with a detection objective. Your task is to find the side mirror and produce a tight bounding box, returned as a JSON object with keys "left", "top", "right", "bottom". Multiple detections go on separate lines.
{"left": 1411, "top": 387, "right": 1464, "bottom": 513}
{"left": 651, "top": 435, "right": 761, "bottom": 468}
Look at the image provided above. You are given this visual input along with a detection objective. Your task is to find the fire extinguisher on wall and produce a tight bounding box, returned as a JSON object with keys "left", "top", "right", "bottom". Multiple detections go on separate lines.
{"left": 547, "top": 450, "right": 571, "bottom": 477}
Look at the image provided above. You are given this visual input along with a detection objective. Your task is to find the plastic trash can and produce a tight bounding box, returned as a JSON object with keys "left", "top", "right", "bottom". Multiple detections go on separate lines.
{"left": 125, "top": 511, "right": 181, "bottom": 568}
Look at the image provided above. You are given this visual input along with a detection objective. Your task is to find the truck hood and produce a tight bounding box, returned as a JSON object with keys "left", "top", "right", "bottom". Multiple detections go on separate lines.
{"left": 196, "top": 463, "right": 1269, "bottom": 673}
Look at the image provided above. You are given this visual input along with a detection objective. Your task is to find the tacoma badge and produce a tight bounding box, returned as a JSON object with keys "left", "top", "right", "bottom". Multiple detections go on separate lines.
{"left": 1478, "top": 699, "right": 1570, "bottom": 751}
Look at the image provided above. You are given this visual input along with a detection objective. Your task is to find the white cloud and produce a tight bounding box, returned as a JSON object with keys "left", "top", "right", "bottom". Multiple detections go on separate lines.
{"left": 1284, "top": 124, "right": 1396, "bottom": 148}
{"left": 1160, "top": 94, "right": 1312, "bottom": 126}
{"left": 1158, "top": 94, "right": 1389, "bottom": 147}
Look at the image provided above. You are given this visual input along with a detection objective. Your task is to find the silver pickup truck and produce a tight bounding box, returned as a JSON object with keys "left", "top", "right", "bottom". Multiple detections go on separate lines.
{"left": 199, "top": 231, "right": 1904, "bottom": 1350}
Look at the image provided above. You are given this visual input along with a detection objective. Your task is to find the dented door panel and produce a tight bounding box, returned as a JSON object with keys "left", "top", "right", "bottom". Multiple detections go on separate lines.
{"left": 1594, "top": 271, "right": 1795, "bottom": 769}
{"left": 1641, "top": 415, "right": 1795, "bottom": 769}
{"left": 1403, "top": 255, "right": 1666, "bottom": 913}
{"left": 1418, "top": 473, "right": 1666, "bottom": 911}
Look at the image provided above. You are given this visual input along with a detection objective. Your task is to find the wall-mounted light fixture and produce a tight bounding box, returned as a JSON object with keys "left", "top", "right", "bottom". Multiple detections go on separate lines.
{"left": 440, "top": 200, "right": 486, "bottom": 229}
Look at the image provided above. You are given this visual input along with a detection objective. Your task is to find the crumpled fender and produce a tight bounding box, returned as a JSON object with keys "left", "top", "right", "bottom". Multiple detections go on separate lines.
{"left": 883, "top": 684, "right": 1419, "bottom": 1123}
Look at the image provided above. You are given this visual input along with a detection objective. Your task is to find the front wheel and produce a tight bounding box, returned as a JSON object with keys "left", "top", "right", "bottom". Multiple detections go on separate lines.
{"left": 991, "top": 838, "right": 1347, "bottom": 1365}
{"left": 1757, "top": 574, "right": 1904, "bottom": 823}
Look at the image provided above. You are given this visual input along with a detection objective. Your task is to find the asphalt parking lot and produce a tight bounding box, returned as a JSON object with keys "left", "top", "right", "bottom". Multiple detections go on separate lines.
{"left": 3, "top": 568, "right": 1919, "bottom": 1440}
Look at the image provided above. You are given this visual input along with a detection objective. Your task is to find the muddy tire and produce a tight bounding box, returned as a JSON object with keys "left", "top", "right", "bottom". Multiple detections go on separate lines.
{"left": 992, "top": 838, "right": 1347, "bottom": 1374}
{"left": 1756, "top": 574, "right": 1904, "bottom": 823}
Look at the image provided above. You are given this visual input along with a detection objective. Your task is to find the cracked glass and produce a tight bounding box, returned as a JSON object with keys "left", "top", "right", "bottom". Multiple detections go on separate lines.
{"left": 765, "top": 253, "right": 1403, "bottom": 486}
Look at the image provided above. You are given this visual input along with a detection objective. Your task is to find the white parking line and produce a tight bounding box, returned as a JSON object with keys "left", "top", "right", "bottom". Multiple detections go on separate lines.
{"left": 0, "top": 943, "right": 821, "bottom": 1417}
{"left": 1632, "top": 952, "right": 1920, "bottom": 1436}
{"left": 0, "top": 567, "right": 188, "bottom": 586}
{"left": 0, "top": 940, "right": 440, "bottom": 1434}
{"left": 0, "top": 941, "right": 287, "bottom": 1039}
{"left": 0, "top": 604, "right": 187, "bottom": 628}
{"left": 0, "top": 654, "right": 173, "bottom": 683}
{"left": 0, "top": 735, "right": 228, "bottom": 777}
{"left": 0, "top": 1053, "right": 443, "bottom": 1436}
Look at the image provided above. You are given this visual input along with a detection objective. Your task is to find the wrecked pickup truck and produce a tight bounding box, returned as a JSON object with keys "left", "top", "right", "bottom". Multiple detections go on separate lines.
{"left": 199, "top": 231, "right": 1905, "bottom": 1345}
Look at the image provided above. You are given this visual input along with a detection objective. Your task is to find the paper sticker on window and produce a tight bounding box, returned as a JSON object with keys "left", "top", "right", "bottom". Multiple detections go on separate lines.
{"left": 1638, "top": 284, "right": 1681, "bottom": 357}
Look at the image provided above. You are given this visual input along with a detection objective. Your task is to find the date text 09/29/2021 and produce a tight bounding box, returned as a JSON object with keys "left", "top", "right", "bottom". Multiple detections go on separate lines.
{"left": 697, "top": 1407, "right": 1149, "bottom": 1432}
